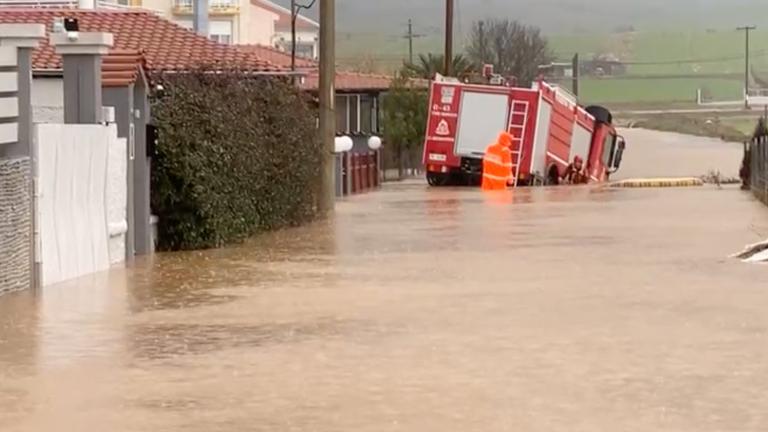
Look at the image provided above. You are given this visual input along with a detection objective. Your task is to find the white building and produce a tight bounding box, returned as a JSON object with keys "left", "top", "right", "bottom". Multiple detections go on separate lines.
{"left": 132, "top": 0, "right": 281, "bottom": 45}
{"left": 253, "top": 0, "right": 319, "bottom": 59}
{"left": 0, "top": 0, "right": 318, "bottom": 51}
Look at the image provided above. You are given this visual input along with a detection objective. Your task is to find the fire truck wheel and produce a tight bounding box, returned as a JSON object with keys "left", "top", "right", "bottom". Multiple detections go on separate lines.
{"left": 585, "top": 105, "right": 613, "bottom": 124}
{"left": 427, "top": 172, "right": 451, "bottom": 186}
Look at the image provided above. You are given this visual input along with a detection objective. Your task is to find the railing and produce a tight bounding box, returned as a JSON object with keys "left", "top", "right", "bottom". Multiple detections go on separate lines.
{"left": 0, "top": 0, "right": 164, "bottom": 14}
{"left": 0, "top": 0, "right": 77, "bottom": 7}
{"left": 337, "top": 151, "right": 380, "bottom": 197}
{"left": 172, "top": 0, "right": 239, "bottom": 14}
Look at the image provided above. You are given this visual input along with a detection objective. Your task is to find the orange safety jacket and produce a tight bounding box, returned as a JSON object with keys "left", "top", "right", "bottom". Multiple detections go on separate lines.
{"left": 481, "top": 133, "right": 514, "bottom": 191}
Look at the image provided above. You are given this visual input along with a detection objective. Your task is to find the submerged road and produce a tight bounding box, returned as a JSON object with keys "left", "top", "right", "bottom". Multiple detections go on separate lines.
{"left": 1, "top": 129, "right": 768, "bottom": 431}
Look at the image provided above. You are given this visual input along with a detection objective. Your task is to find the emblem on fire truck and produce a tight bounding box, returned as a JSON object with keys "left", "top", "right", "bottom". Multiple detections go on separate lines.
{"left": 435, "top": 119, "right": 450, "bottom": 136}
{"left": 440, "top": 86, "right": 456, "bottom": 104}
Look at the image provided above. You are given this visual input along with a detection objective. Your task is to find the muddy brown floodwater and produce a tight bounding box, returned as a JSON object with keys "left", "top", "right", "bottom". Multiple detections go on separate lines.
{"left": 2, "top": 129, "right": 768, "bottom": 431}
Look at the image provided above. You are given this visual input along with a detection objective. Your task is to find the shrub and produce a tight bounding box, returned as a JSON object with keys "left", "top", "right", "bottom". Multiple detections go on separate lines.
{"left": 150, "top": 68, "right": 321, "bottom": 251}
{"left": 382, "top": 75, "right": 428, "bottom": 176}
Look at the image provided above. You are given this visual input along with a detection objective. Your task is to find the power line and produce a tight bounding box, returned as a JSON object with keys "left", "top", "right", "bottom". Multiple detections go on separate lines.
{"left": 403, "top": 19, "right": 427, "bottom": 64}
{"left": 551, "top": 50, "right": 768, "bottom": 65}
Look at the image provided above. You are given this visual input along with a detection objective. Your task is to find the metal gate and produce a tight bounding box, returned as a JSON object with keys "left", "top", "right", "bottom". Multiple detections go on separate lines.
{"left": 749, "top": 128, "right": 768, "bottom": 205}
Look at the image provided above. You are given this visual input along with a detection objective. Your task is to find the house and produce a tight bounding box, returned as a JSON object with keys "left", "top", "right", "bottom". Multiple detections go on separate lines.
{"left": 0, "top": 9, "right": 286, "bottom": 122}
{"left": 538, "top": 62, "right": 574, "bottom": 80}
{"left": 583, "top": 53, "right": 627, "bottom": 77}
{"left": 0, "top": 8, "right": 289, "bottom": 258}
{"left": 0, "top": 0, "right": 292, "bottom": 46}
{"left": 136, "top": 0, "right": 281, "bottom": 45}
{"left": 252, "top": 0, "right": 318, "bottom": 59}
{"left": 241, "top": 43, "right": 394, "bottom": 137}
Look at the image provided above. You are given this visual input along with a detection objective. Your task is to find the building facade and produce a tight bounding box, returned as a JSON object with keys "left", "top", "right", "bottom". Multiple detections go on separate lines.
{"left": 123, "top": 0, "right": 279, "bottom": 45}
{"left": 254, "top": 0, "right": 319, "bottom": 59}
{"left": 0, "top": 0, "right": 319, "bottom": 50}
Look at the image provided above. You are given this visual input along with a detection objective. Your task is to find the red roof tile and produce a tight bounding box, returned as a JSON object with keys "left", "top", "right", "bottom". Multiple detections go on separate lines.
{"left": 0, "top": 9, "right": 287, "bottom": 73}
{"left": 102, "top": 49, "right": 144, "bottom": 87}
{"left": 302, "top": 70, "right": 394, "bottom": 92}
{"left": 238, "top": 44, "right": 316, "bottom": 68}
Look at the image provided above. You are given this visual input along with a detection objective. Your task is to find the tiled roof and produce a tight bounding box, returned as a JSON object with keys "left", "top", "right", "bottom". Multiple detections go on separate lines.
{"left": 0, "top": 9, "right": 287, "bottom": 73}
{"left": 238, "top": 44, "right": 316, "bottom": 68}
{"left": 302, "top": 70, "right": 395, "bottom": 92}
{"left": 253, "top": 0, "right": 319, "bottom": 31}
{"left": 238, "top": 44, "right": 404, "bottom": 93}
{"left": 102, "top": 49, "right": 144, "bottom": 87}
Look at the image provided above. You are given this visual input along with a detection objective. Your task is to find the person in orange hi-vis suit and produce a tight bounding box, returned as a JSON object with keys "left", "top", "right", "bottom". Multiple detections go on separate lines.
{"left": 481, "top": 131, "right": 514, "bottom": 191}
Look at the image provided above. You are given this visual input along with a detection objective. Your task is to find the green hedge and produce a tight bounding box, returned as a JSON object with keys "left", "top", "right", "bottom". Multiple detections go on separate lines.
{"left": 150, "top": 69, "right": 321, "bottom": 251}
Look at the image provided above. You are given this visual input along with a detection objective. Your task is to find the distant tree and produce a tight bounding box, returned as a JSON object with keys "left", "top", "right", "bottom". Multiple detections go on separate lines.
{"left": 613, "top": 24, "right": 636, "bottom": 33}
{"left": 402, "top": 53, "right": 475, "bottom": 79}
{"left": 466, "top": 19, "right": 553, "bottom": 86}
{"left": 382, "top": 75, "right": 428, "bottom": 178}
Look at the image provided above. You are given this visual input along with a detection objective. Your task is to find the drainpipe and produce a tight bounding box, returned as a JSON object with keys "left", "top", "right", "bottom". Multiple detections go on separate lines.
{"left": 193, "top": 0, "right": 209, "bottom": 38}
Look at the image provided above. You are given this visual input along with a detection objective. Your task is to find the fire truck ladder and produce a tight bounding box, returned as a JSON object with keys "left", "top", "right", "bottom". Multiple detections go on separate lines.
{"left": 507, "top": 100, "right": 529, "bottom": 187}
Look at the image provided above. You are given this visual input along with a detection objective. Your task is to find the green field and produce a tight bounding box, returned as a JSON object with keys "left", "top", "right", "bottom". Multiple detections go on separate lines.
{"left": 576, "top": 78, "right": 743, "bottom": 104}
{"left": 338, "top": 28, "right": 768, "bottom": 106}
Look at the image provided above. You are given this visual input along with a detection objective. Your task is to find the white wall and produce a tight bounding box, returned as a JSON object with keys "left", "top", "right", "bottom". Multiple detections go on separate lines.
{"left": 242, "top": 3, "right": 278, "bottom": 45}
{"left": 138, "top": 0, "right": 174, "bottom": 17}
{"left": 36, "top": 123, "right": 127, "bottom": 287}
{"left": 32, "top": 78, "right": 64, "bottom": 124}
{"left": 274, "top": 30, "right": 318, "bottom": 58}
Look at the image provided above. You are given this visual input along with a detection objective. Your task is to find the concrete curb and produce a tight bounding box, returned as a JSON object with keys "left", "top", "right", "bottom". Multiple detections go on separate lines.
{"left": 610, "top": 177, "right": 705, "bottom": 188}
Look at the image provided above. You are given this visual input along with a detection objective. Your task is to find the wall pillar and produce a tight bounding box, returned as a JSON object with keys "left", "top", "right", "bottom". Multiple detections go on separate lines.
{"left": 0, "top": 24, "right": 44, "bottom": 295}
{"left": 50, "top": 32, "right": 113, "bottom": 124}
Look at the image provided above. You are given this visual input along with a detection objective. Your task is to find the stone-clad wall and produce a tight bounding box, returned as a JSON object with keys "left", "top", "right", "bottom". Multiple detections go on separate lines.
{"left": 0, "top": 157, "right": 31, "bottom": 296}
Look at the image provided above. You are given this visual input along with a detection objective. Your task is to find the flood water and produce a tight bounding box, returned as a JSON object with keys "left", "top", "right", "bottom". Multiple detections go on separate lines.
{"left": 2, "top": 129, "right": 768, "bottom": 431}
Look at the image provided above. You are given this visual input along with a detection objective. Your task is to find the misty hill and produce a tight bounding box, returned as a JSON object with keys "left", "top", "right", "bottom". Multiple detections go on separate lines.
{"left": 276, "top": 0, "right": 766, "bottom": 35}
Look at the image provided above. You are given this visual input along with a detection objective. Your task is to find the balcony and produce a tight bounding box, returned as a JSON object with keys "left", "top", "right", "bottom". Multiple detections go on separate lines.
{"left": 172, "top": 0, "right": 239, "bottom": 16}
{"left": 0, "top": 0, "right": 164, "bottom": 15}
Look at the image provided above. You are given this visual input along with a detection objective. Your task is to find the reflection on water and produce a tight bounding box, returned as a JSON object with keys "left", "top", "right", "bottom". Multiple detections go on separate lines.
{"left": 129, "top": 318, "right": 362, "bottom": 361}
{"left": 1, "top": 178, "right": 768, "bottom": 431}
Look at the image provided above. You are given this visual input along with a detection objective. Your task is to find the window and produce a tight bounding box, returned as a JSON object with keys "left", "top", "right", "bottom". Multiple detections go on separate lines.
{"left": 209, "top": 34, "right": 232, "bottom": 44}
{"left": 348, "top": 95, "right": 359, "bottom": 133}
{"left": 377, "top": 93, "right": 385, "bottom": 133}
{"left": 602, "top": 133, "right": 616, "bottom": 167}
{"left": 360, "top": 94, "right": 374, "bottom": 134}
{"left": 335, "top": 95, "right": 347, "bottom": 132}
{"left": 295, "top": 43, "right": 315, "bottom": 59}
{"left": 209, "top": 20, "right": 233, "bottom": 45}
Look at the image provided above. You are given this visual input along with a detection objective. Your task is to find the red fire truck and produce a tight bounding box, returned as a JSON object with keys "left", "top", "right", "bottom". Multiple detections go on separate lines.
{"left": 422, "top": 74, "right": 626, "bottom": 186}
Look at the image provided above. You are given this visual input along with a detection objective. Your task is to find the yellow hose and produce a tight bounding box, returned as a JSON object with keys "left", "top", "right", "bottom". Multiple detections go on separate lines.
{"left": 609, "top": 177, "right": 704, "bottom": 188}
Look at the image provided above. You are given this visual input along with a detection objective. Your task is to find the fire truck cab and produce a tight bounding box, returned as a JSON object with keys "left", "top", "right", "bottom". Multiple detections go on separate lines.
{"left": 422, "top": 75, "right": 626, "bottom": 186}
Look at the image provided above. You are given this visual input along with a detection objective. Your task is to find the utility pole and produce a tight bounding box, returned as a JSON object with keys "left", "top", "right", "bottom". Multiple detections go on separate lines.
{"left": 738, "top": 25, "right": 756, "bottom": 109}
{"left": 318, "top": 0, "right": 335, "bottom": 214}
{"left": 572, "top": 53, "right": 580, "bottom": 98}
{"left": 290, "top": 0, "right": 317, "bottom": 73}
{"left": 444, "top": 0, "right": 454, "bottom": 76}
{"left": 404, "top": 19, "right": 425, "bottom": 64}
{"left": 291, "top": 0, "right": 296, "bottom": 72}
